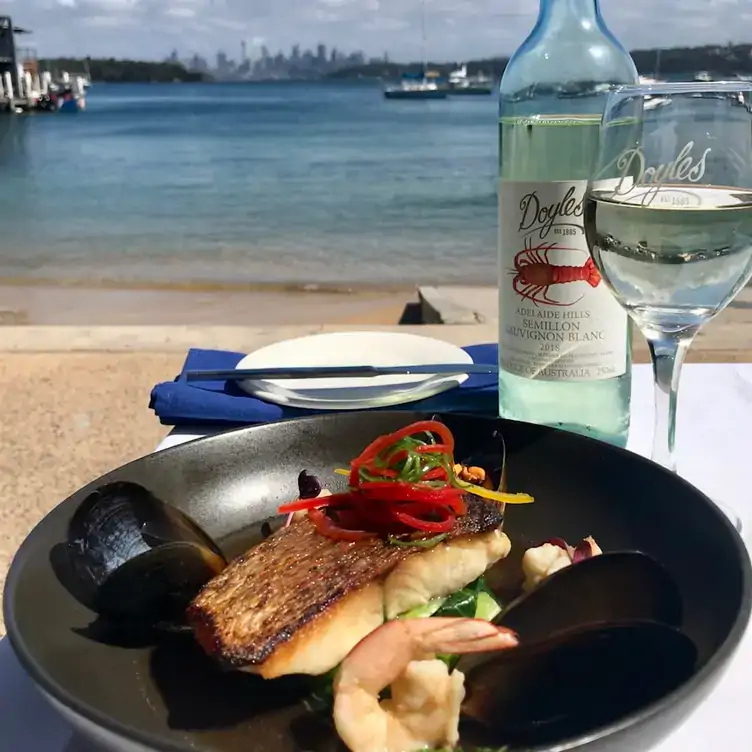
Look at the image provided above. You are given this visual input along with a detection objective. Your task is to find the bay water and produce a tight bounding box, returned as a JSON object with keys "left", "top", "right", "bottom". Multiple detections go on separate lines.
{"left": 0, "top": 82, "right": 501, "bottom": 288}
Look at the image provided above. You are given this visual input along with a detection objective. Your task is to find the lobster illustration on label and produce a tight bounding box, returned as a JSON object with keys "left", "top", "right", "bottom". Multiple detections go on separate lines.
{"left": 509, "top": 238, "right": 601, "bottom": 307}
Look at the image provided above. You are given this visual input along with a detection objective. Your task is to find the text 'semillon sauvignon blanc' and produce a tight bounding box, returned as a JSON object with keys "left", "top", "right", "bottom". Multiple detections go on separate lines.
{"left": 497, "top": 0, "right": 638, "bottom": 446}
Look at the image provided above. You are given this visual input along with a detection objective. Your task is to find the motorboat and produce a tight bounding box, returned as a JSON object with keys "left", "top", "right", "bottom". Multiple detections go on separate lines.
{"left": 384, "top": 71, "right": 447, "bottom": 99}
{"left": 446, "top": 64, "right": 493, "bottom": 95}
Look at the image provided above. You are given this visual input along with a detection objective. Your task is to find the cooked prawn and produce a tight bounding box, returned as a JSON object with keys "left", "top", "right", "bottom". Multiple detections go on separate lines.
{"left": 332, "top": 616, "right": 518, "bottom": 752}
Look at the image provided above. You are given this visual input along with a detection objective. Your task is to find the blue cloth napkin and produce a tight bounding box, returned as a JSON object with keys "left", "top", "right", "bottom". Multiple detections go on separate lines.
{"left": 149, "top": 343, "right": 499, "bottom": 427}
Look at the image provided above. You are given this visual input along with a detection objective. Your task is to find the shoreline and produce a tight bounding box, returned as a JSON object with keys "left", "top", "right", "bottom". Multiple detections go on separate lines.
{"left": 0, "top": 275, "right": 424, "bottom": 295}
{"left": 0, "top": 282, "right": 427, "bottom": 326}
{"left": 3, "top": 278, "right": 752, "bottom": 327}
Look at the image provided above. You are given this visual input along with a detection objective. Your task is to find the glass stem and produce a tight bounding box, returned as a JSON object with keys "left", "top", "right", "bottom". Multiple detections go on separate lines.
{"left": 645, "top": 332, "right": 695, "bottom": 472}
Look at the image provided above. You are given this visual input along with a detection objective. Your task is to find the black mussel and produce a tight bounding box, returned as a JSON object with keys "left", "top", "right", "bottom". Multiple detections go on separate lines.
{"left": 460, "top": 619, "right": 698, "bottom": 747}
{"left": 67, "top": 481, "right": 227, "bottom": 625}
{"left": 298, "top": 470, "right": 323, "bottom": 499}
{"left": 495, "top": 550, "right": 684, "bottom": 643}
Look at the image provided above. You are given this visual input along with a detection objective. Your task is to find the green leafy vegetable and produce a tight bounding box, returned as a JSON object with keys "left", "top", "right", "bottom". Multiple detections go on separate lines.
{"left": 398, "top": 576, "right": 501, "bottom": 622}
{"left": 435, "top": 588, "right": 478, "bottom": 618}
{"left": 474, "top": 590, "right": 502, "bottom": 622}
{"left": 432, "top": 577, "right": 502, "bottom": 668}
{"left": 433, "top": 576, "right": 501, "bottom": 620}
{"left": 400, "top": 597, "right": 448, "bottom": 619}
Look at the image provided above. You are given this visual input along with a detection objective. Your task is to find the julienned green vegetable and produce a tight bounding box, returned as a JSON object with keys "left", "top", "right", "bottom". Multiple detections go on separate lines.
{"left": 400, "top": 596, "right": 448, "bottom": 619}
{"left": 474, "top": 590, "right": 503, "bottom": 622}
{"left": 399, "top": 576, "right": 501, "bottom": 622}
{"left": 388, "top": 533, "right": 448, "bottom": 549}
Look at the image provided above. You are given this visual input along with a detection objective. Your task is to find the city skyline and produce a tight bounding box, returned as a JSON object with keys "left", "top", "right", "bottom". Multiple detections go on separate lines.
{"left": 172, "top": 42, "right": 384, "bottom": 81}
{"left": 7, "top": 0, "right": 752, "bottom": 63}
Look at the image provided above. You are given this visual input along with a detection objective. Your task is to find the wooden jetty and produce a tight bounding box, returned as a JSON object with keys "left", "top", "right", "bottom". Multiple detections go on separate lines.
{"left": 0, "top": 16, "right": 87, "bottom": 113}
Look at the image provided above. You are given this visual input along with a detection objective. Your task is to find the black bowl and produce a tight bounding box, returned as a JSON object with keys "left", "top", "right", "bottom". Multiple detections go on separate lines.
{"left": 4, "top": 412, "right": 751, "bottom": 752}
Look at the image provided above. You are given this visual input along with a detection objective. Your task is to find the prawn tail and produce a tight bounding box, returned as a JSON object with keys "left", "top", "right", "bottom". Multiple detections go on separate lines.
{"left": 423, "top": 618, "right": 519, "bottom": 655}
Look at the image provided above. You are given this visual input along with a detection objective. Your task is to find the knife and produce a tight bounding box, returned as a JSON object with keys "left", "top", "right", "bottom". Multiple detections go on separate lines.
{"left": 184, "top": 363, "right": 498, "bottom": 382}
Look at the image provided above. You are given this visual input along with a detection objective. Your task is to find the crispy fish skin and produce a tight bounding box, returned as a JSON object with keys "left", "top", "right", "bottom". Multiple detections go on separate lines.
{"left": 187, "top": 496, "right": 504, "bottom": 677}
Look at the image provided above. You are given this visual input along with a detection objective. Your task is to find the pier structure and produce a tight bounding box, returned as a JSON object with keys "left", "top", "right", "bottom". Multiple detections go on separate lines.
{"left": 0, "top": 16, "right": 87, "bottom": 113}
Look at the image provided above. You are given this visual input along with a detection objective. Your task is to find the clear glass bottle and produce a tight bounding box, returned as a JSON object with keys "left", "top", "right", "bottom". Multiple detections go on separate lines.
{"left": 497, "top": 0, "right": 638, "bottom": 447}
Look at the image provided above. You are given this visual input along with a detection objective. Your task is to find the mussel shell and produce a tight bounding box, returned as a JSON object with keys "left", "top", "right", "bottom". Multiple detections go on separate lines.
{"left": 496, "top": 550, "right": 684, "bottom": 642}
{"left": 67, "top": 481, "right": 227, "bottom": 623}
{"left": 460, "top": 427, "right": 507, "bottom": 492}
{"left": 95, "top": 542, "right": 226, "bottom": 623}
{"left": 461, "top": 619, "right": 698, "bottom": 747}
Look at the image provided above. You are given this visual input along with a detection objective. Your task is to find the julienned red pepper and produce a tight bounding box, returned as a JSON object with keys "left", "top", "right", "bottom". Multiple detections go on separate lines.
{"left": 382, "top": 448, "right": 409, "bottom": 467}
{"left": 422, "top": 467, "right": 448, "bottom": 481}
{"left": 355, "top": 420, "right": 454, "bottom": 466}
{"left": 307, "top": 508, "right": 376, "bottom": 542}
{"left": 361, "top": 465, "right": 399, "bottom": 479}
{"left": 278, "top": 497, "right": 326, "bottom": 513}
{"left": 393, "top": 505, "right": 454, "bottom": 533}
{"left": 383, "top": 421, "right": 455, "bottom": 451}
{"left": 278, "top": 420, "right": 474, "bottom": 542}
{"left": 357, "top": 481, "right": 463, "bottom": 503}
{"left": 414, "top": 443, "right": 452, "bottom": 455}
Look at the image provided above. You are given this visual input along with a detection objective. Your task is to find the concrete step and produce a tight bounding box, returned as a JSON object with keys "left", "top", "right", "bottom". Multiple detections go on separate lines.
{"left": 418, "top": 286, "right": 496, "bottom": 324}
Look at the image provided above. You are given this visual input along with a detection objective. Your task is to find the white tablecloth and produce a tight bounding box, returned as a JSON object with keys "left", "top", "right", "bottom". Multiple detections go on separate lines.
{"left": 2, "top": 362, "right": 751, "bottom": 751}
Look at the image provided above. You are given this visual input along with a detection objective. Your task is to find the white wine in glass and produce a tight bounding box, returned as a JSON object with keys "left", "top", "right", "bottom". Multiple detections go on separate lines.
{"left": 584, "top": 82, "right": 752, "bottom": 532}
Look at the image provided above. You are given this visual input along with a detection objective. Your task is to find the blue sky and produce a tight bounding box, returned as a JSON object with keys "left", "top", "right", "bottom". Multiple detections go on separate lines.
{"left": 3, "top": 0, "right": 747, "bottom": 62}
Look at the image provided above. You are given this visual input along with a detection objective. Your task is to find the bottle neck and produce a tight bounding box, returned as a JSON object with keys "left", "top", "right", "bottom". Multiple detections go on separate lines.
{"left": 537, "top": 0, "right": 602, "bottom": 31}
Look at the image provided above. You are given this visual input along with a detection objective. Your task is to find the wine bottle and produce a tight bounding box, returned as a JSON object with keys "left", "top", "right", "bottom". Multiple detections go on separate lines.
{"left": 497, "top": 0, "right": 638, "bottom": 447}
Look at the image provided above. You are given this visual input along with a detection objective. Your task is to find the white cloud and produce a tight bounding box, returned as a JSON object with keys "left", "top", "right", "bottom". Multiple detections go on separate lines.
{"left": 166, "top": 7, "right": 196, "bottom": 18}
{"left": 7, "top": 0, "right": 752, "bottom": 61}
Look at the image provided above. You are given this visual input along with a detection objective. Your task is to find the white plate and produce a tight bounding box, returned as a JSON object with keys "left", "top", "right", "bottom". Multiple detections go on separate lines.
{"left": 235, "top": 331, "right": 474, "bottom": 410}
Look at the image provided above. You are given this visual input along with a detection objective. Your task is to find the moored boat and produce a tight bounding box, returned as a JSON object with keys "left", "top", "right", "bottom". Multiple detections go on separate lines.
{"left": 447, "top": 64, "right": 494, "bottom": 95}
{"left": 384, "top": 76, "right": 447, "bottom": 99}
{"left": 385, "top": 1, "right": 448, "bottom": 101}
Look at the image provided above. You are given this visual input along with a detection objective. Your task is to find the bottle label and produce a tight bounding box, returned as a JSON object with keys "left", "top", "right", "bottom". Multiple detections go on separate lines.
{"left": 498, "top": 180, "right": 628, "bottom": 382}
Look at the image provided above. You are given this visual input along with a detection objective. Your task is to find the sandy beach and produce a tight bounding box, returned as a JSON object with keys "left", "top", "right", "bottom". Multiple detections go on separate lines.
{"left": 0, "top": 280, "right": 420, "bottom": 326}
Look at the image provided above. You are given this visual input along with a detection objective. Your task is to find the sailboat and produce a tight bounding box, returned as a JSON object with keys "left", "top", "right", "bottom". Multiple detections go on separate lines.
{"left": 639, "top": 49, "right": 665, "bottom": 86}
{"left": 384, "top": 0, "right": 447, "bottom": 100}
{"left": 641, "top": 49, "right": 670, "bottom": 111}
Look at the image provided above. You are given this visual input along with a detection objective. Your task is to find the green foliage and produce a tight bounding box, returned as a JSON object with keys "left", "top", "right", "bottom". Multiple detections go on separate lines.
{"left": 37, "top": 58, "right": 209, "bottom": 84}
{"left": 328, "top": 43, "right": 752, "bottom": 80}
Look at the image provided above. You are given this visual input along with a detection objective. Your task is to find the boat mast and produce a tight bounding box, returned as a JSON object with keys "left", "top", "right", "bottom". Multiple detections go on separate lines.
{"left": 420, "top": 0, "right": 427, "bottom": 75}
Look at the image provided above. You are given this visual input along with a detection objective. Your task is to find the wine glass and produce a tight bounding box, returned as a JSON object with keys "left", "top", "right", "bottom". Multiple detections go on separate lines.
{"left": 584, "top": 81, "right": 752, "bottom": 533}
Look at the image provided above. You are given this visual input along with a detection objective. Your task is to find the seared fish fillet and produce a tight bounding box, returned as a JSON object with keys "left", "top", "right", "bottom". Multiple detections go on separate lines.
{"left": 187, "top": 497, "right": 509, "bottom": 678}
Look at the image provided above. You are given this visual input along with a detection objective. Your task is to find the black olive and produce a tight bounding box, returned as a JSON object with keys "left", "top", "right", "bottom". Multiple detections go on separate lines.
{"left": 298, "top": 470, "right": 322, "bottom": 499}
